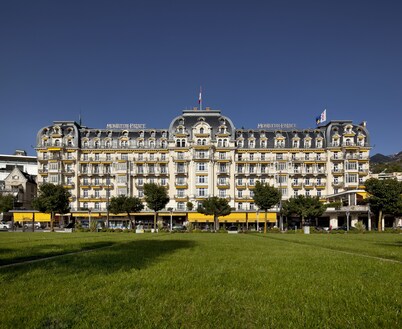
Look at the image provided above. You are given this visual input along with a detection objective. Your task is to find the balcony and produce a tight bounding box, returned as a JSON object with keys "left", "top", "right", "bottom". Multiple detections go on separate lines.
{"left": 174, "top": 195, "right": 189, "bottom": 201}
{"left": 175, "top": 182, "right": 188, "bottom": 189}
{"left": 175, "top": 168, "right": 188, "bottom": 175}
{"left": 64, "top": 170, "right": 75, "bottom": 175}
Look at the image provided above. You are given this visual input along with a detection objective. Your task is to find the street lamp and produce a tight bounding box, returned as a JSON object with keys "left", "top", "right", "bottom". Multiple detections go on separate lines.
{"left": 88, "top": 208, "right": 92, "bottom": 230}
{"left": 168, "top": 207, "right": 173, "bottom": 232}
{"left": 279, "top": 199, "right": 283, "bottom": 231}
{"left": 106, "top": 173, "right": 110, "bottom": 228}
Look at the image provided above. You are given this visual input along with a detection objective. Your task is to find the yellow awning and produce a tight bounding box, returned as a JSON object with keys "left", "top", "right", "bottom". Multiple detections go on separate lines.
{"left": 357, "top": 192, "right": 368, "bottom": 199}
{"left": 187, "top": 212, "right": 277, "bottom": 223}
{"left": 13, "top": 212, "right": 51, "bottom": 222}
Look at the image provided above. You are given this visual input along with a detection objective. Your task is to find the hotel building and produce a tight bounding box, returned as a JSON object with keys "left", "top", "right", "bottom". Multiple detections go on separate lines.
{"left": 35, "top": 108, "right": 371, "bottom": 229}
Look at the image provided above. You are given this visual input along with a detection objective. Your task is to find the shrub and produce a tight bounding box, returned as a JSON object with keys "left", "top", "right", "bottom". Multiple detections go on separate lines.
{"left": 354, "top": 221, "right": 366, "bottom": 233}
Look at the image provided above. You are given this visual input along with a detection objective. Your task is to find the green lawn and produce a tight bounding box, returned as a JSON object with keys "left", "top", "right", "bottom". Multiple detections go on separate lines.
{"left": 0, "top": 232, "right": 401, "bottom": 328}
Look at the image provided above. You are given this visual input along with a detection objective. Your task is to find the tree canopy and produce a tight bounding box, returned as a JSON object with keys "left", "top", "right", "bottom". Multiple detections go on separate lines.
{"left": 197, "top": 196, "right": 232, "bottom": 231}
{"left": 252, "top": 181, "right": 281, "bottom": 232}
{"left": 143, "top": 183, "right": 170, "bottom": 231}
{"left": 31, "top": 183, "right": 71, "bottom": 231}
{"left": 281, "top": 195, "right": 326, "bottom": 226}
{"left": 364, "top": 178, "right": 402, "bottom": 231}
{"left": 108, "top": 195, "right": 144, "bottom": 229}
{"left": 0, "top": 194, "right": 14, "bottom": 213}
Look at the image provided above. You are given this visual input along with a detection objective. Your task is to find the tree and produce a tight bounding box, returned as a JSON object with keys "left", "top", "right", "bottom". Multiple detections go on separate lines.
{"left": 108, "top": 195, "right": 144, "bottom": 229}
{"left": 364, "top": 178, "right": 402, "bottom": 231}
{"left": 252, "top": 181, "right": 281, "bottom": 233}
{"left": 281, "top": 195, "right": 326, "bottom": 228}
{"left": 143, "top": 183, "right": 170, "bottom": 231}
{"left": 31, "top": 183, "right": 71, "bottom": 231}
{"left": 0, "top": 194, "right": 14, "bottom": 213}
{"left": 186, "top": 201, "right": 194, "bottom": 211}
{"left": 197, "top": 196, "right": 231, "bottom": 231}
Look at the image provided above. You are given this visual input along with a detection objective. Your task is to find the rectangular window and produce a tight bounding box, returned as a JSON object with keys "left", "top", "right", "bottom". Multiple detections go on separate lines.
{"left": 197, "top": 188, "right": 207, "bottom": 197}
{"left": 196, "top": 162, "right": 207, "bottom": 171}
{"left": 219, "top": 190, "right": 226, "bottom": 198}
{"left": 197, "top": 176, "right": 208, "bottom": 184}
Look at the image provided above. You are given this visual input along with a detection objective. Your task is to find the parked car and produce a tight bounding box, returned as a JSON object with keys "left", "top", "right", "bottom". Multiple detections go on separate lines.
{"left": 172, "top": 225, "right": 187, "bottom": 232}
{"left": 227, "top": 226, "right": 239, "bottom": 234}
{"left": 23, "top": 222, "right": 42, "bottom": 230}
{"left": 0, "top": 222, "right": 12, "bottom": 230}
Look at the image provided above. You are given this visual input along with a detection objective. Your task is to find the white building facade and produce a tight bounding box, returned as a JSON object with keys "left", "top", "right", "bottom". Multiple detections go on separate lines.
{"left": 35, "top": 109, "right": 372, "bottom": 228}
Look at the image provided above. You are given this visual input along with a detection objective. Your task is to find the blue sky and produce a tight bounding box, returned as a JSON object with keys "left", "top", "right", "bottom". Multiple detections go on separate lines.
{"left": 1, "top": 0, "right": 401, "bottom": 156}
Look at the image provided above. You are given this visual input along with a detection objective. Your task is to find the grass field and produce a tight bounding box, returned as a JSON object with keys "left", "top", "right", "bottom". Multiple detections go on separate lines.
{"left": 0, "top": 232, "right": 401, "bottom": 328}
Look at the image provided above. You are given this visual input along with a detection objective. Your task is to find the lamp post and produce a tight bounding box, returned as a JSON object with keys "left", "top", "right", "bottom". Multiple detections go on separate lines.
{"left": 256, "top": 209, "right": 259, "bottom": 232}
{"left": 346, "top": 208, "right": 350, "bottom": 232}
{"left": 106, "top": 173, "right": 110, "bottom": 228}
{"left": 367, "top": 203, "right": 371, "bottom": 231}
{"left": 168, "top": 207, "right": 173, "bottom": 232}
{"left": 88, "top": 208, "right": 93, "bottom": 231}
{"left": 279, "top": 199, "right": 283, "bottom": 231}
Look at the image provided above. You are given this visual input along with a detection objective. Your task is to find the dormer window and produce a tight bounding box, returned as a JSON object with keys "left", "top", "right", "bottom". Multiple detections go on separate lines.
{"left": 261, "top": 140, "right": 266, "bottom": 148}
{"left": 249, "top": 140, "right": 255, "bottom": 148}
{"left": 304, "top": 139, "right": 311, "bottom": 148}
{"left": 292, "top": 140, "right": 299, "bottom": 148}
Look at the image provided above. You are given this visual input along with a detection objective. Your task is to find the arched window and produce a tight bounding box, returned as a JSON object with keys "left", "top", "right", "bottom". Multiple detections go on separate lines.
{"left": 181, "top": 139, "right": 186, "bottom": 147}
{"left": 149, "top": 140, "right": 155, "bottom": 149}
{"left": 223, "top": 139, "right": 227, "bottom": 147}
{"left": 202, "top": 139, "right": 206, "bottom": 145}
{"left": 176, "top": 140, "right": 181, "bottom": 147}
{"left": 218, "top": 139, "right": 222, "bottom": 147}
{"left": 94, "top": 141, "right": 99, "bottom": 148}
{"left": 105, "top": 140, "right": 111, "bottom": 148}
{"left": 200, "top": 127, "right": 204, "bottom": 134}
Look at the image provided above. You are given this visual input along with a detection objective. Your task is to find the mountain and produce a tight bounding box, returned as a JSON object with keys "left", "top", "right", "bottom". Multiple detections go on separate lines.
{"left": 370, "top": 151, "right": 402, "bottom": 173}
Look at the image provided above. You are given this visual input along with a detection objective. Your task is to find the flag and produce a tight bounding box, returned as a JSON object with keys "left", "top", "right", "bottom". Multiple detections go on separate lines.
{"left": 198, "top": 88, "right": 202, "bottom": 104}
{"left": 316, "top": 109, "right": 326, "bottom": 125}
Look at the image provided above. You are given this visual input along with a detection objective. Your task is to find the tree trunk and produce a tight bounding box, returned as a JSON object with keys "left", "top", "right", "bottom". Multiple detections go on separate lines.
{"left": 214, "top": 215, "right": 219, "bottom": 232}
{"left": 378, "top": 209, "right": 383, "bottom": 232}
{"left": 154, "top": 211, "right": 157, "bottom": 232}
{"left": 127, "top": 213, "right": 132, "bottom": 230}
{"left": 264, "top": 210, "right": 267, "bottom": 234}
{"left": 51, "top": 211, "right": 54, "bottom": 232}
